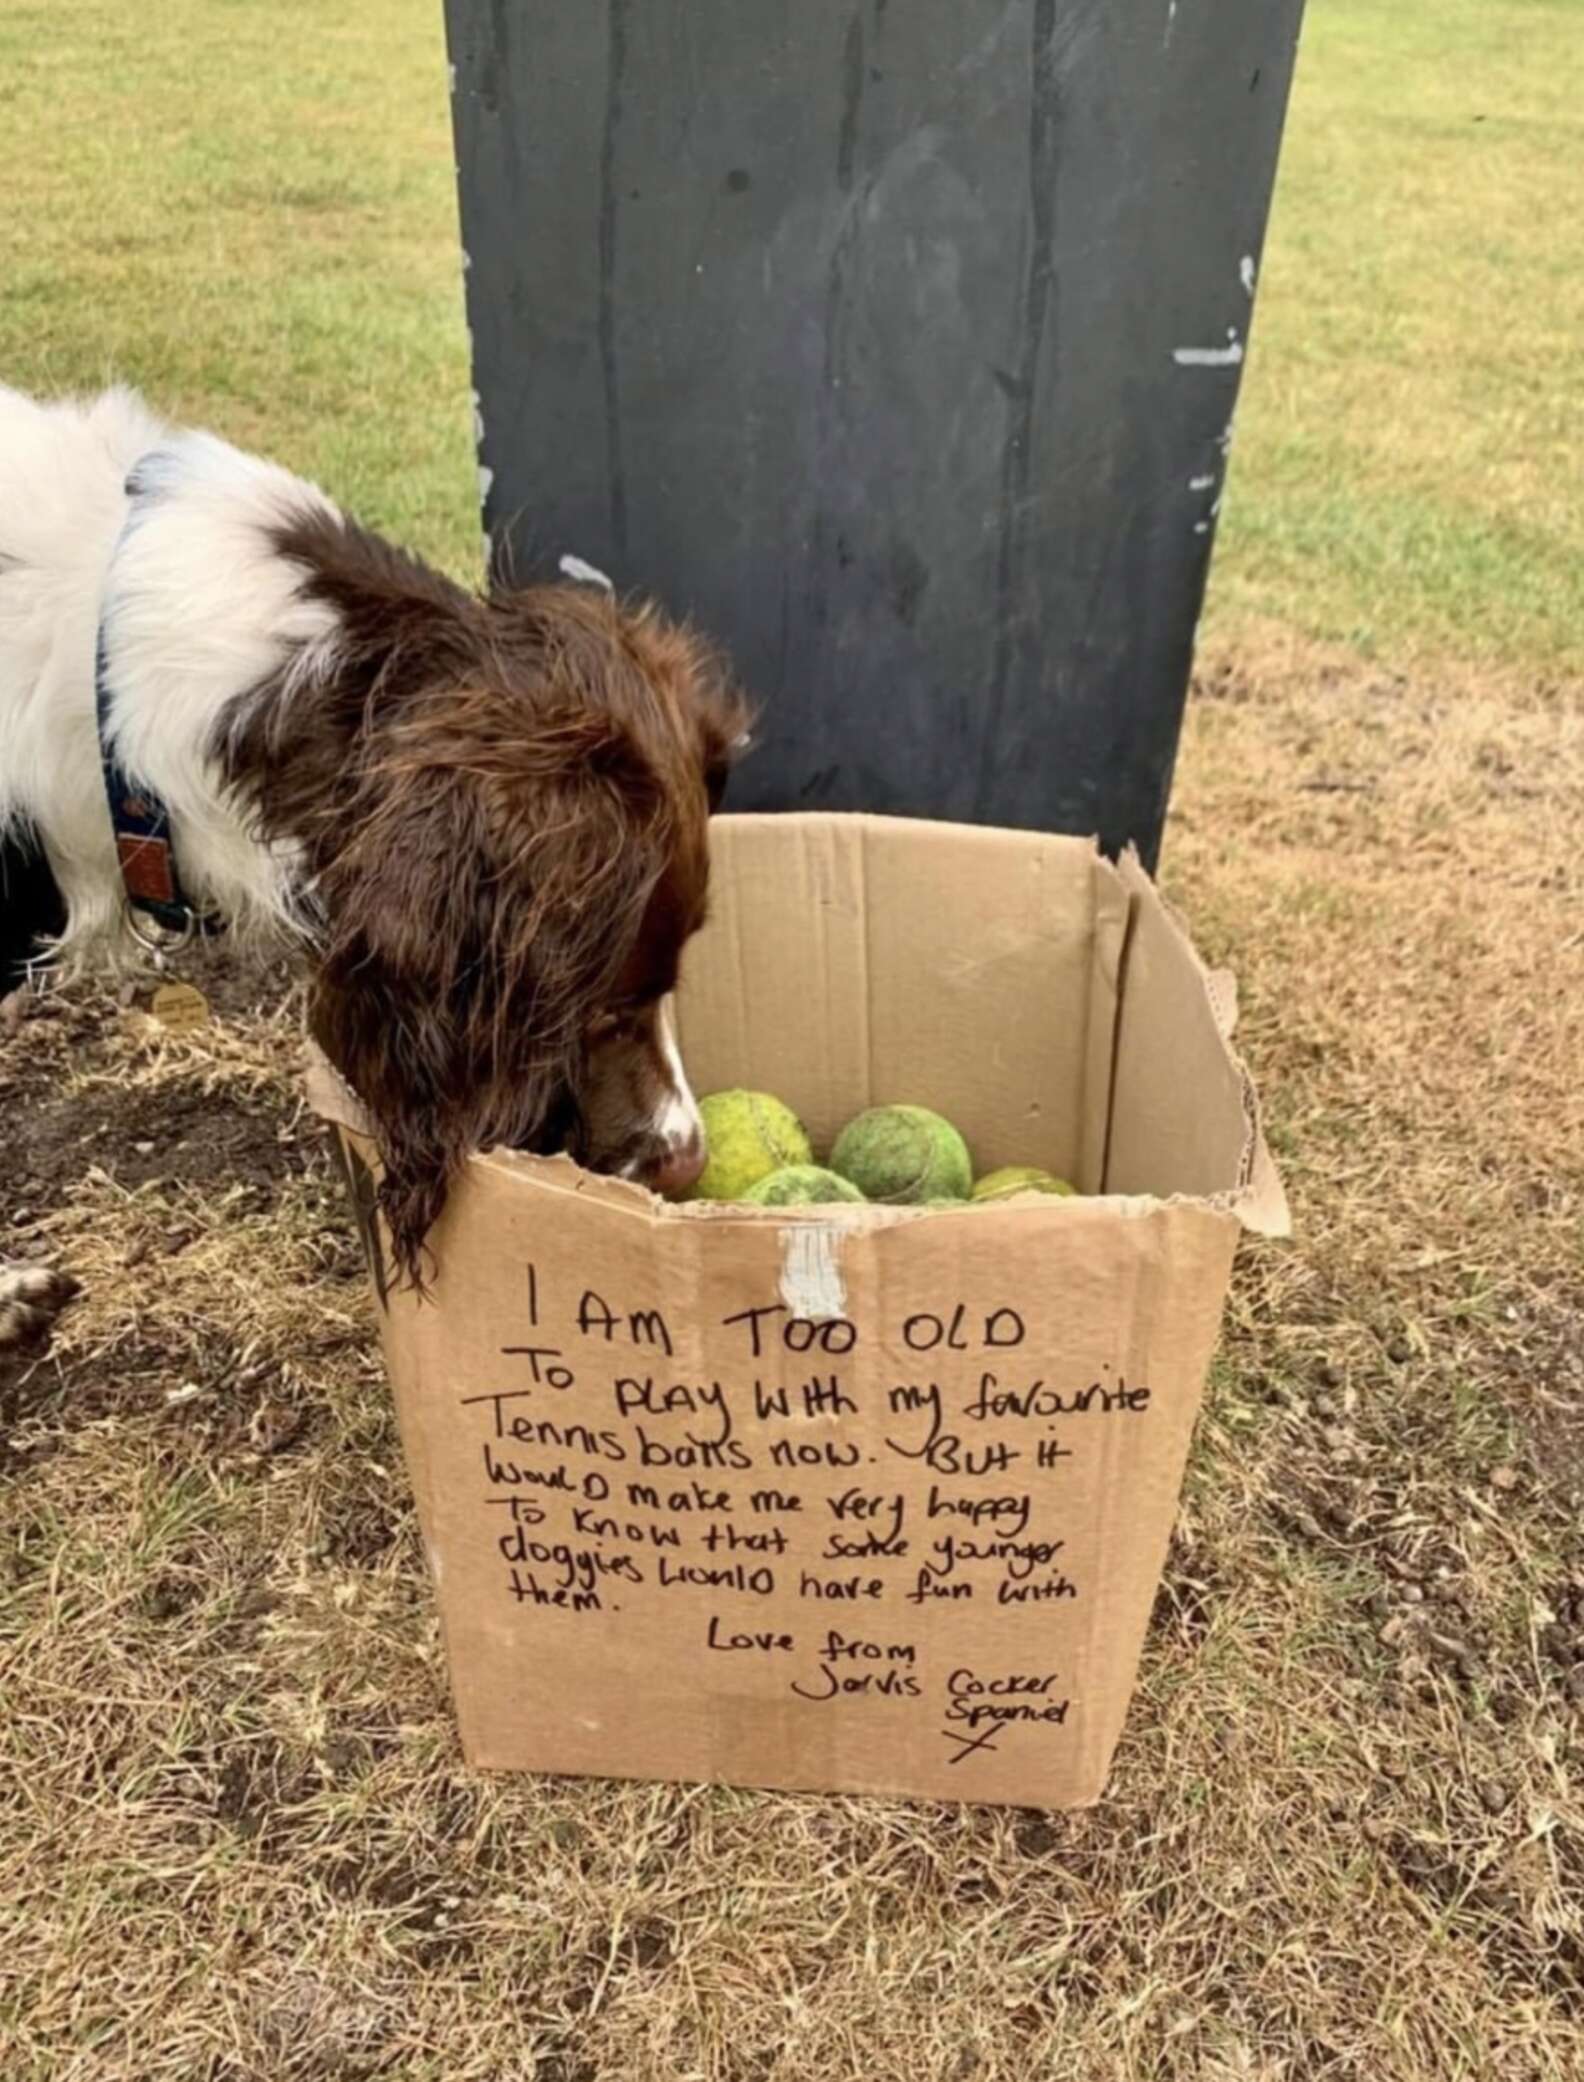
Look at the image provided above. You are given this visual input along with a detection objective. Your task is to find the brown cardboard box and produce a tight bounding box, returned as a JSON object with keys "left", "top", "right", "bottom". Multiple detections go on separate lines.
{"left": 308, "top": 814, "right": 1287, "bottom": 1809}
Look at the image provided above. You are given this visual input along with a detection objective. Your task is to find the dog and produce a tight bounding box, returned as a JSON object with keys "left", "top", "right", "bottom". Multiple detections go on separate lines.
{"left": 0, "top": 383, "right": 747, "bottom": 1342}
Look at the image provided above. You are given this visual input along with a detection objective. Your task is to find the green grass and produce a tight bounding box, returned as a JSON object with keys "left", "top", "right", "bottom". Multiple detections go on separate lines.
{"left": 1215, "top": 0, "right": 1584, "bottom": 669}
{"left": 0, "top": 0, "right": 477, "bottom": 569}
{"left": 0, "top": 0, "right": 1577, "bottom": 662}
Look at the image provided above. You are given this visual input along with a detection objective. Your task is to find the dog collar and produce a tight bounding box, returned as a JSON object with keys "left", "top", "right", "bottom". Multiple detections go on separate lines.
{"left": 95, "top": 479, "right": 224, "bottom": 949}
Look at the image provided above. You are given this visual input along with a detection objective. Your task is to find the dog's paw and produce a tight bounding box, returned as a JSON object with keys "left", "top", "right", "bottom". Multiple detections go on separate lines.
{"left": 0, "top": 1264, "right": 81, "bottom": 1351}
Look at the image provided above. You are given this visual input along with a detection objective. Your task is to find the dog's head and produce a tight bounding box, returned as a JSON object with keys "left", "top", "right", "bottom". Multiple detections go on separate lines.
{"left": 225, "top": 512, "right": 747, "bottom": 1284}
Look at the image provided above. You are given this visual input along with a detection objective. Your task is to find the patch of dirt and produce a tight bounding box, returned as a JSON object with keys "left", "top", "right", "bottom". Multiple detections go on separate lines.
{"left": 2, "top": 1321, "right": 316, "bottom": 1469}
{"left": 5, "top": 952, "right": 298, "bottom": 1187}
{"left": 1539, "top": 1572, "right": 1584, "bottom": 1706}
{"left": 1148, "top": 1535, "right": 1229, "bottom": 1645}
{"left": 322, "top": 1500, "right": 404, "bottom": 1567}
{"left": 16, "top": 1072, "right": 298, "bottom": 1199}
{"left": 210, "top": 1734, "right": 326, "bottom": 1856}
{"left": 1502, "top": 1298, "right": 1584, "bottom": 1512}
{"left": 0, "top": 969, "right": 318, "bottom": 1463}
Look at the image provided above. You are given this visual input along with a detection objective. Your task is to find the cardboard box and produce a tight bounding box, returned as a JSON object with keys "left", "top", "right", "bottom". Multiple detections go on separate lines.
{"left": 308, "top": 814, "right": 1287, "bottom": 1809}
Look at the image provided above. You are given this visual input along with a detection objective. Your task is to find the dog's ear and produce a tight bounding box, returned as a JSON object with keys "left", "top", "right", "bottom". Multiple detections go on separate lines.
{"left": 218, "top": 531, "right": 729, "bottom": 1280}
{"left": 307, "top": 714, "right": 667, "bottom": 1288}
{"left": 217, "top": 506, "right": 485, "bottom": 880}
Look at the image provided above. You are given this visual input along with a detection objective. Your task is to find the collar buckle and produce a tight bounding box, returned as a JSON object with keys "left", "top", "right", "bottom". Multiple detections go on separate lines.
{"left": 124, "top": 903, "right": 199, "bottom": 971}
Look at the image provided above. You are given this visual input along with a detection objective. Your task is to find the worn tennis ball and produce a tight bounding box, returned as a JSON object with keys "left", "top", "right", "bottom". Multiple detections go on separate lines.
{"left": 684, "top": 1090, "right": 812, "bottom": 1201}
{"left": 742, "top": 1164, "right": 866, "bottom": 1207}
{"left": 830, "top": 1104, "right": 972, "bottom": 1204}
{"left": 971, "top": 1165, "right": 1077, "bottom": 1202}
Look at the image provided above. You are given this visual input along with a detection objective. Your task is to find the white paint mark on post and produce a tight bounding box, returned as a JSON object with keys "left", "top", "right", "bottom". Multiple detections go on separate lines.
{"left": 478, "top": 464, "right": 494, "bottom": 504}
{"left": 779, "top": 1224, "right": 849, "bottom": 1323}
{"left": 1241, "top": 254, "right": 1258, "bottom": 297}
{"left": 559, "top": 554, "right": 616, "bottom": 593}
{"left": 1189, "top": 474, "right": 1216, "bottom": 491}
{"left": 1174, "top": 329, "right": 1244, "bottom": 369}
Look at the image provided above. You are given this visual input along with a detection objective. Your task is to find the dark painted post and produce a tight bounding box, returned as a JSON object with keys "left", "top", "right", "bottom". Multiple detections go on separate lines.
{"left": 445, "top": 1, "right": 1304, "bottom": 867}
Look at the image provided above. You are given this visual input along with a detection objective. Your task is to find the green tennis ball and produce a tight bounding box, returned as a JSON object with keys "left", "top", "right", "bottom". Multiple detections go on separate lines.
{"left": 742, "top": 1165, "right": 867, "bottom": 1207}
{"left": 971, "top": 1165, "right": 1077, "bottom": 1203}
{"left": 830, "top": 1104, "right": 972, "bottom": 1205}
{"left": 684, "top": 1090, "right": 812, "bottom": 1202}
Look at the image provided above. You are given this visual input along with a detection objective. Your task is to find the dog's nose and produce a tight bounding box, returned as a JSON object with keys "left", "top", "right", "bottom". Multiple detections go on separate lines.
{"left": 650, "top": 1130, "right": 706, "bottom": 1198}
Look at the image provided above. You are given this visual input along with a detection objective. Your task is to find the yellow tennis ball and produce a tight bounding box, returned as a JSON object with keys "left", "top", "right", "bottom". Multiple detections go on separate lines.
{"left": 971, "top": 1165, "right": 1077, "bottom": 1202}
{"left": 830, "top": 1104, "right": 972, "bottom": 1204}
{"left": 741, "top": 1165, "right": 866, "bottom": 1207}
{"left": 685, "top": 1090, "right": 812, "bottom": 1201}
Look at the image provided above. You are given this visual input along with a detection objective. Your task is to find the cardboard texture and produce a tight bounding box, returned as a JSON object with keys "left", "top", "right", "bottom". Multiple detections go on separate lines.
{"left": 307, "top": 814, "right": 1287, "bottom": 1809}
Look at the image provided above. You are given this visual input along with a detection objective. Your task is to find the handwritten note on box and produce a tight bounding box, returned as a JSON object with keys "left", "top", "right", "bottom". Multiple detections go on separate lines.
{"left": 310, "top": 814, "right": 1286, "bottom": 1808}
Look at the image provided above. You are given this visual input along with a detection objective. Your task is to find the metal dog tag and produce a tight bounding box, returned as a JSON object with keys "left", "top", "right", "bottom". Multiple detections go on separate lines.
{"left": 149, "top": 980, "right": 210, "bottom": 1034}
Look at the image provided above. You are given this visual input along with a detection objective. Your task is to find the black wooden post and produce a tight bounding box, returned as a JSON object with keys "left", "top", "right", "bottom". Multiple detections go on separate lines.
{"left": 444, "top": 1, "right": 1304, "bottom": 867}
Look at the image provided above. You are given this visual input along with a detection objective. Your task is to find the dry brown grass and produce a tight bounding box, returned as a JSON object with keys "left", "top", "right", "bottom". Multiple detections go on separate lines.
{"left": 4, "top": 637, "right": 1584, "bottom": 2081}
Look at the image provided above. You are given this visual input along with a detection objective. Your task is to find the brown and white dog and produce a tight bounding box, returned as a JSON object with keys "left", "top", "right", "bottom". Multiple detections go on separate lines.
{"left": 0, "top": 384, "right": 747, "bottom": 1339}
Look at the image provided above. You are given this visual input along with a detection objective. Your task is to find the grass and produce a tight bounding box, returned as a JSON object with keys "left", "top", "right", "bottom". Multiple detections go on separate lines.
{"left": 0, "top": 0, "right": 476, "bottom": 564}
{"left": 2, "top": 3, "right": 1583, "bottom": 2079}
{"left": 1216, "top": 0, "right": 1584, "bottom": 670}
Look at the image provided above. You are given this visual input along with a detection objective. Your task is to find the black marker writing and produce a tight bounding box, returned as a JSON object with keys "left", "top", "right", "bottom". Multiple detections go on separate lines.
{"left": 963, "top": 1372, "right": 1151, "bottom": 1421}
{"left": 821, "top": 1488, "right": 907, "bottom": 1560}
{"left": 902, "top": 1305, "right": 1025, "bottom": 1353}
{"left": 614, "top": 1375, "right": 734, "bottom": 1440}
{"left": 657, "top": 1557, "right": 776, "bottom": 1596}
{"left": 635, "top": 1428, "right": 752, "bottom": 1472}
{"left": 884, "top": 1384, "right": 1021, "bottom": 1477}
{"left": 496, "top": 1345, "right": 575, "bottom": 1389}
{"left": 799, "top": 1570, "right": 884, "bottom": 1601}
{"left": 570, "top": 1505, "right": 681, "bottom": 1550}
{"left": 770, "top": 1437, "right": 861, "bottom": 1470}
{"left": 577, "top": 1289, "right": 675, "bottom": 1358}
{"left": 625, "top": 1479, "right": 735, "bottom": 1513}
{"left": 708, "top": 1616, "right": 794, "bottom": 1653}
{"left": 721, "top": 1303, "right": 857, "bottom": 1359}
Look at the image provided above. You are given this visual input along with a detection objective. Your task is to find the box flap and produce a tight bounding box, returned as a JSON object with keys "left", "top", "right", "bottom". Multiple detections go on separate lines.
{"left": 1107, "top": 852, "right": 1290, "bottom": 1238}
{"left": 674, "top": 814, "right": 1117, "bottom": 1188}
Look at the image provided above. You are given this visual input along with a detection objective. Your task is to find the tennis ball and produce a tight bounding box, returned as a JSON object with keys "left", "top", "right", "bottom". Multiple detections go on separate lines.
{"left": 971, "top": 1165, "right": 1077, "bottom": 1202}
{"left": 830, "top": 1104, "right": 972, "bottom": 1204}
{"left": 685, "top": 1090, "right": 812, "bottom": 1202}
{"left": 742, "top": 1165, "right": 866, "bottom": 1207}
